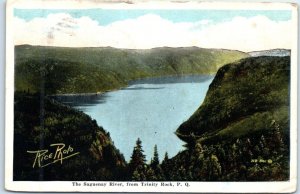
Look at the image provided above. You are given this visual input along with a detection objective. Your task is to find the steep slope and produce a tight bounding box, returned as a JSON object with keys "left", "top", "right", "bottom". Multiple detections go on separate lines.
{"left": 161, "top": 56, "right": 290, "bottom": 181}
{"left": 14, "top": 92, "right": 127, "bottom": 181}
{"left": 15, "top": 45, "right": 249, "bottom": 94}
{"left": 176, "top": 56, "right": 290, "bottom": 144}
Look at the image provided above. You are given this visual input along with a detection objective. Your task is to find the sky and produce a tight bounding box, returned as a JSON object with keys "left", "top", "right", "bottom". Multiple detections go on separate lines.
{"left": 14, "top": 9, "right": 292, "bottom": 52}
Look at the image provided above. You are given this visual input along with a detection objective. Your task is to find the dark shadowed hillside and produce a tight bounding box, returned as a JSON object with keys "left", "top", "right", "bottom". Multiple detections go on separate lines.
{"left": 14, "top": 92, "right": 127, "bottom": 181}
{"left": 177, "top": 56, "right": 290, "bottom": 144}
{"left": 164, "top": 56, "right": 290, "bottom": 181}
{"left": 13, "top": 46, "right": 290, "bottom": 181}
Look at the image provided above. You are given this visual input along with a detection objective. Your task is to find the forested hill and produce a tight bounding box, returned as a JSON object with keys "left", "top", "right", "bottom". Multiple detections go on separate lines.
{"left": 163, "top": 56, "right": 290, "bottom": 181}
{"left": 14, "top": 92, "right": 127, "bottom": 181}
{"left": 176, "top": 56, "right": 290, "bottom": 144}
{"left": 15, "top": 45, "right": 248, "bottom": 94}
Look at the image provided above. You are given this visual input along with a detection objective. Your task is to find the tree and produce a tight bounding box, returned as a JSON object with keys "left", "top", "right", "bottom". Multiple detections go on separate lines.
{"left": 161, "top": 152, "right": 170, "bottom": 180}
{"left": 150, "top": 145, "right": 159, "bottom": 168}
{"left": 132, "top": 166, "right": 146, "bottom": 181}
{"left": 247, "top": 164, "right": 263, "bottom": 181}
{"left": 129, "top": 138, "right": 146, "bottom": 177}
{"left": 176, "top": 165, "right": 187, "bottom": 181}
{"left": 132, "top": 170, "right": 141, "bottom": 180}
{"left": 145, "top": 166, "right": 157, "bottom": 181}
{"left": 163, "top": 152, "right": 169, "bottom": 162}
{"left": 271, "top": 121, "right": 285, "bottom": 153}
{"left": 208, "top": 154, "right": 222, "bottom": 180}
{"left": 259, "top": 135, "right": 270, "bottom": 158}
{"left": 149, "top": 145, "right": 164, "bottom": 180}
{"left": 190, "top": 142, "right": 205, "bottom": 180}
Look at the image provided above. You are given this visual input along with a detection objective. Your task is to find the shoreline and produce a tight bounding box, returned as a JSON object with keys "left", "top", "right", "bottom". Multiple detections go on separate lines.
{"left": 48, "top": 91, "right": 103, "bottom": 97}
{"left": 48, "top": 74, "right": 215, "bottom": 98}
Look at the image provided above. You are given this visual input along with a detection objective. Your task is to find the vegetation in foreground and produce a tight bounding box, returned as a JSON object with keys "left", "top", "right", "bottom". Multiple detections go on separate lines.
{"left": 14, "top": 55, "right": 290, "bottom": 181}
{"left": 173, "top": 56, "right": 290, "bottom": 181}
{"left": 125, "top": 56, "right": 290, "bottom": 181}
{"left": 14, "top": 92, "right": 126, "bottom": 181}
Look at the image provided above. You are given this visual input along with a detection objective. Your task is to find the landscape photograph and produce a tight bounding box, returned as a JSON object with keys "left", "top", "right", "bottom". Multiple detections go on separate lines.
{"left": 12, "top": 6, "right": 293, "bottom": 182}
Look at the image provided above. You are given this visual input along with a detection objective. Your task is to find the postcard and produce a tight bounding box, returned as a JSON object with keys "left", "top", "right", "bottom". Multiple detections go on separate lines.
{"left": 5, "top": 0, "right": 298, "bottom": 192}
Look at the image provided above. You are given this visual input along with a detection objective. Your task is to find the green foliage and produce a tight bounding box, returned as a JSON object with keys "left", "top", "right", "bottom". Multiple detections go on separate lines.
{"left": 148, "top": 145, "right": 164, "bottom": 180}
{"left": 163, "top": 130, "right": 289, "bottom": 181}
{"left": 128, "top": 138, "right": 147, "bottom": 179}
{"left": 150, "top": 145, "right": 159, "bottom": 168}
{"left": 14, "top": 53, "right": 290, "bottom": 182}
{"left": 171, "top": 56, "right": 290, "bottom": 181}
{"left": 177, "top": 56, "right": 290, "bottom": 144}
{"left": 14, "top": 92, "right": 127, "bottom": 181}
{"left": 15, "top": 45, "right": 248, "bottom": 94}
{"left": 161, "top": 152, "right": 171, "bottom": 180}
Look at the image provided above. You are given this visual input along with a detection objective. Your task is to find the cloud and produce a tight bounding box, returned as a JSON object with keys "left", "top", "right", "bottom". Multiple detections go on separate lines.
{"left": 196, "top": 16, "right": 292, "bottom": 52}
{"left": 14, "top": 13, "right": 292, "bottom": 52}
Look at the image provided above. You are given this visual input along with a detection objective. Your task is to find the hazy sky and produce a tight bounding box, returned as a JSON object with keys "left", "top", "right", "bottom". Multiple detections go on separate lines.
{"left": 14, "top": 9, "right": 292, "bottom": 52}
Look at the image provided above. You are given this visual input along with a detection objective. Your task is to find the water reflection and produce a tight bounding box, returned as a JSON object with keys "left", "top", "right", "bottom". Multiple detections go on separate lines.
{"left": 50, "top": 75, "right": 213, "bottom": 106}
{"left": 51, "top": 75, "right": 215, "bottom": 161}
{"left": 130, "top": 75, "right": 213, "bottom": 85}
{"left": 50, "top": 93, "right": 109, "bottom": 107}
{"left": 122, "top": 86, "right": 164, "bottom": 90}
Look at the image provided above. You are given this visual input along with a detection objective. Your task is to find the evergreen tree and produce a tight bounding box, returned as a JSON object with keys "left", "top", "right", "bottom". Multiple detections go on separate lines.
{"left": 132, "top": 170, "right": 141, "bottom": 180}
{"left": 259, "top": 135, "right": 270, "bottom": 158}
{"left": 163, "top": 152, "right": 169, "bottom": 162}
{"left": 271, "top": 121, "right": 285, "bottom": 153}
{"left": 190, "top": 142, "right": 205, "bottom": 180}
{"left": 129, "top": 138, "right": 146, "bottom": 178}
{"left": 149, "top": 145, "right": 164, "bottom": 180}
{"left": 177, "top": 165, "right": 187, "bottom": 181}
{"left": 132, "top": 166, "right": 147, "bottom": 181}
{"left": 145, "top": 166, "right": 157, "bottom": 181}
{"left": 208, "top": 154, "right": 222, "bottom": 180}
{"left": 150, "top": 145, "right": 159, "bottom": 168}
{"left": 161, "top": 152, "right": 170, "bottom": 180}
{"left": 229, "top": 143, "right": 238, "bottom": 167}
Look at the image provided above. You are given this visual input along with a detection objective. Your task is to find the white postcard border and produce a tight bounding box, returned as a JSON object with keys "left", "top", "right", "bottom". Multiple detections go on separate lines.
{"left": 5, "top": 1, "right": 298, "bottom": 192}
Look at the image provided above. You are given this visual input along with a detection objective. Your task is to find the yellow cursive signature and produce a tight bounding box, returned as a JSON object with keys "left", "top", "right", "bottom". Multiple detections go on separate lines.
{"left": 27, "top": 143, "right": 80, "bottom": 168}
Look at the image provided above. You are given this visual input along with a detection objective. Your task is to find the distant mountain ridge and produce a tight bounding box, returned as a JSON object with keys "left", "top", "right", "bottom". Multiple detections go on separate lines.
{"left": 13, "top": 46, "right": 291, "bottom": 181}
{"left": 15, "top": 45, "right": 249, "bottom": 94}
{"left": 248, "top": 49, "right": 290, "bottom": 57}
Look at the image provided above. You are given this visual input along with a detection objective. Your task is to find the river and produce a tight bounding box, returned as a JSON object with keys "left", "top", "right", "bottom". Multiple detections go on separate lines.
{"left": 55, "top": 75, "right": 214, "bottom": 162}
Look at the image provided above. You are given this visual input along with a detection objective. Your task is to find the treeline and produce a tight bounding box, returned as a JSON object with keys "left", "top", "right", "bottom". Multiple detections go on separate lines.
{"left": 14, "top": 92, "right": 289, "bottom": 181}
{"left": 127, "top": 122, "right": 289, "bottom": 181}
{"left": 15, "top": 45, "right": 248, "bottom": 94}
{"left": 14, "top": 92, "right": 127, "bottom": 181}
{"left": 177, "top": 56, "right": 290, "bottom": 143}
{"left": 167, "top": 56, "right": 290, "bottom": 181}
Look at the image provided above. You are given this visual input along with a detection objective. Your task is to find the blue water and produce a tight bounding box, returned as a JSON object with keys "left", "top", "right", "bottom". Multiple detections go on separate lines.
{"left": 60, "top": 75, "right": 214, "bottom": 162}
